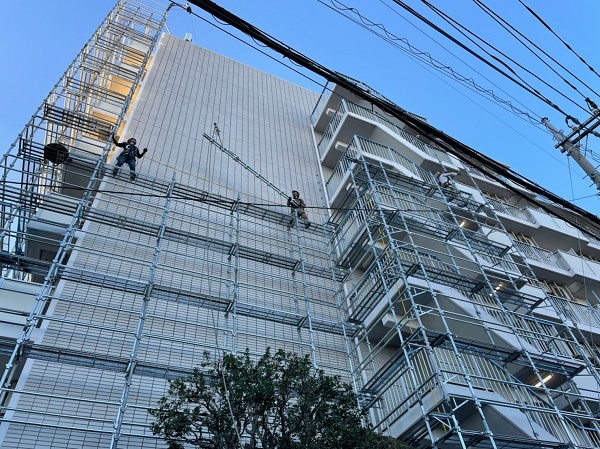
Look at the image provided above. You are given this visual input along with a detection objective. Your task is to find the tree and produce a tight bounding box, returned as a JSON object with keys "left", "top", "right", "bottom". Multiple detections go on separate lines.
{"left": 149, "top": 348, "right": 413, "bottom": 449}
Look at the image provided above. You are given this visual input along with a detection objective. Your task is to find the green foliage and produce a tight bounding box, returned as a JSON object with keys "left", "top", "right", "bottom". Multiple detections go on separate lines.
{"left": 149, "top": 349, "right": 413, "bottom": 449}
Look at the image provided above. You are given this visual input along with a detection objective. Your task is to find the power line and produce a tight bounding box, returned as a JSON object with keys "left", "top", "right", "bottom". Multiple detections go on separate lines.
{"left": 183, "top": 0, "right": 600, "bottom": 235}
{"left": 168, "top": 1, "right": 328, "bottom": 93}
{"left": 320, "top": 0, "right": 541, "bottom": 124}
{"left": 378, "top": 0, "right": 540, "bottom": 119}
{"left": 187, "top": 0, "right": 584, "bottom": 194}
{"left": 384, "top": 0, "right": 573, "bottom": 118}
{"left": 416, "top": 0, "right": 588, "bottom": 114}
{"left": 473, "top": 0, "right": 600, "bottom": 100}
{"left": 517, "top": 0, "right": 600, "bottom": 81}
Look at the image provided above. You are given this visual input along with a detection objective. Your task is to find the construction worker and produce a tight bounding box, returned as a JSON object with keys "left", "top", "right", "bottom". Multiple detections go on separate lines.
{"left": 112, "top": 136, "right": 148, "bottom": 181}
{"left": 288, "top": 190, "right": 311, "bottom": 229}
{"left": 435, "top": 171, "right": 469, "bottom": 207}
{"left": 435, "top": 171, "right": 459, "bottom": 189}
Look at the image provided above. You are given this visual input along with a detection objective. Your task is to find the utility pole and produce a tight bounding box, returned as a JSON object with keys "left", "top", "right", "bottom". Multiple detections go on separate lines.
{"left": 542, "top": 98, "right": 600, "bottom": 190}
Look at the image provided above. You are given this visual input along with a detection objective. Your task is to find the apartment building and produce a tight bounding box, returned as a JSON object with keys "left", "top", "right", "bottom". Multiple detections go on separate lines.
{"left": 0, "top": 0, "right": 599, "bottom": 448}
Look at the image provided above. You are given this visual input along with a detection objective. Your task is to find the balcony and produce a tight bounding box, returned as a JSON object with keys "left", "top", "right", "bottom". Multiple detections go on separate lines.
{"left": 546, "top": 295, "right": 600, "bottom": 330}
{"left": 360, "top": 338, "right": 587, "bottom": 445}
{"left": 324, "top": 135, "right": 432, "bottom": 203}
{"left": 513, "top": 242, "right": 600, "bottom": 296}
{"left": 324, "top": 135, "right": 486, "bottom": 217}
{"left": 486, "top": 196, "right": 537, "bottom": 225}
{"left": 317, "top": 99, "right": 456, "bottom": 168}
{"left": 463, "top": 161, "right": 506, "bottom": 184}
{"left": 347, "top": 244, "right": 481, "bottom": 324}
{"left": 513, "top": 241, "right": 569, "bottom": 271}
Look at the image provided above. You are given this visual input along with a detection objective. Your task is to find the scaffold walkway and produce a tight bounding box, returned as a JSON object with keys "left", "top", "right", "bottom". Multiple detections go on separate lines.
{"left": 326, "top": 144, "right": 600, "bottom": 448}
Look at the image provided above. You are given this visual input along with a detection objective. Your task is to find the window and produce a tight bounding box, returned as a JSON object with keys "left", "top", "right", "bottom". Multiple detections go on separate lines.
{"left": 510, "top": 231, "right": 537, "bottom": 247}
{"left": 538, "top": 279, "right": 573, "bottom": 300}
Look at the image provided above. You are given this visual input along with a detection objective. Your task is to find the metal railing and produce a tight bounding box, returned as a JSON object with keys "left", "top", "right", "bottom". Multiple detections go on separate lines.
{"left": 547, "top": 295, "right": 600, "bottom": 328}
{"left": 485, "top": 196, "right": 536, "bottom": 223}
{"left": 316, "top": 101, "right": 346, "bottom": 158}
{"left": 310, "top": 84, "right": 330, "bottom": 126}
{"left": 316, "top": 99, "right": 453, "bottom": 164}
{"left": 324, "top": 136, "right": 431, "bottom": 201}
{"left": 513, "top": 241, "right": 570, "bottom": 270}
{"left": 463, "top": 161, "right": 505, "bottom": 183}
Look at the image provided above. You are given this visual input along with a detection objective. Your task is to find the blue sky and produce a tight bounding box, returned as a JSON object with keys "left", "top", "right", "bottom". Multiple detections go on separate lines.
{"left": 2, "top": 1, "right": 600, "bottom": 214}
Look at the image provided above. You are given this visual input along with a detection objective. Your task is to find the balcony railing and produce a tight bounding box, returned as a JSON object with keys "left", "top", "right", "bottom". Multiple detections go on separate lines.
{"left": 471, "top": 292, "right": 574, "bottom": 356}
{"left": 324, "top": 136, "right": 433, "bottom": 201}
{"left": 436, "top": 347, "right": 596, "bottom": 447}
{"left": 324, "top": 144, "right": 358, "bottom": 202}
{"left": 331, "top": 206, "right": 366, "bottom": 261}
{"left": 463, "top": 161, "right": 506, "bottom": 183}
{"left": 547, "top": 295, "right": 600, "bottom": 328}
{"left": 583, "top": 231, "right": 600, "bottom": 247}
{"left": 513, "top": 241, "right": 570, "bottom": 270}
{"left": 366, "top": 343, "right": 594, "bottom": 445}
{"left": 485, "top": 197, "right": 536, "bottom": 223}
{"left": 310, "top": 84, "right": 330, "bottom": 126}
{"left": 316, "top": 99, "right": 453, "bottom": 164}
{"left": 317, "top": 102, "right": 346, "bottom": 158}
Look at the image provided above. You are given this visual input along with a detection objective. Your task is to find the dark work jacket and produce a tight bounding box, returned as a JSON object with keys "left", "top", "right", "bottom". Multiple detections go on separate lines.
{"left": 287, "top": 197, "right": 306, "bottom": 211}
{"left": 115, "top": 141, "right": 145, "bottom": 159}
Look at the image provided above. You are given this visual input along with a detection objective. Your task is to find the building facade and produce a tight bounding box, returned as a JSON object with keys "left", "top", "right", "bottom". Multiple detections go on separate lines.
{"left": 1, "top": 0, "right": 600, "bottom": 448}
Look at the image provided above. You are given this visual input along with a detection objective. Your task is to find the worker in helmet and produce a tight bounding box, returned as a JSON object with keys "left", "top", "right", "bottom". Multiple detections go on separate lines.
{"left": 287, "top": 190, "right": 311, "bottom": 229}
{"left": 435, "top": 170, "right": 459, "bottom": 189}
{"left": 435, "top": 170, "right": 469, "bottom": 207}
{"left": 111, "top": 135, "right": 148, "bottom": 181}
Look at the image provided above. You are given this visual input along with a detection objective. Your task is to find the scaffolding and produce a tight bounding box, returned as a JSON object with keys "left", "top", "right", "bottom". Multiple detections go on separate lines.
{"left": 2, "top": 1, "right": 600, "bottom": 447}
{"left": 320, "top": 96, "right": 600, "bottom": 447}
{"left": 0, "top": 4, "right": 355, "bottom": 447}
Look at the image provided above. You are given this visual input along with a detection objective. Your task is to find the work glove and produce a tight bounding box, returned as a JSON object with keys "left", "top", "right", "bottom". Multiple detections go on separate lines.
{"left": 142, "top": 148, "right": 148, "bottom": 155}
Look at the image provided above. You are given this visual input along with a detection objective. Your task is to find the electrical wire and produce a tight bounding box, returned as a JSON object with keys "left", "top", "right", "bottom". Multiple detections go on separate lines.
{"left": 320, "top": 0, "right": 542, "bottom": 124}
{"left": 517, "top": 0, "right": 600, "bottom": 81}
{"left": 385, "top": 0, "right": 574, "bottom": 118}
{"left": 186, "top": 1, "right": 596, "bottom": 214}
{"left": 416, "top": 0, "right": 588, "bottom": 114}
{"left": 377, "top": 0, "right": 540, "bottom": 119}
{"left": 181, "top": 1, "right": 600, "bottom": 237}
{"left": 173, "top": 2, "right": 329, "bottom": 93}
{"left": 473, "top": 0, "right": 600, "bottom": 99}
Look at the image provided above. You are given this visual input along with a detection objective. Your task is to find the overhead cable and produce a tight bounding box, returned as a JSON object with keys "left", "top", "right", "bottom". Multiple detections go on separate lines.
{"left": 383, "top": 0, "right": 571, "bottom": 118}
{"left": 416, "top": 0, "right": 587, "bottom": 114}
{"left": 320, "top": 0, "right": 541, "bottom": 124}
{"left": 377, "top": 0, "right": 540, "bottom": 119}
{"left": 169, "top": 1, "right": 328, "bottom": 93}
{"left": 518, "top": 0, "right": 600, "bottom": 81}
{"left": 473, "top": 0, "right": 600, "bottom": 99}
{"left": 184, "top": 0, "right": 600, "bottom": 237}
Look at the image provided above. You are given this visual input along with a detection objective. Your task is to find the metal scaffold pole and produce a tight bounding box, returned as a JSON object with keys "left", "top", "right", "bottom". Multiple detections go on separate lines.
{"left": 203, "top": 131, "right": 289, "bottom": 200}
{"left": 110, "top": 175, "right": 176, "bottom": 448}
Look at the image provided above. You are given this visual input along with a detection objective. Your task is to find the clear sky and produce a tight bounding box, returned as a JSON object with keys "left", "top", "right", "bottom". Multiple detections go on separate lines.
{"left": 2, "top": 1, "right": 600, "bottom": 215}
